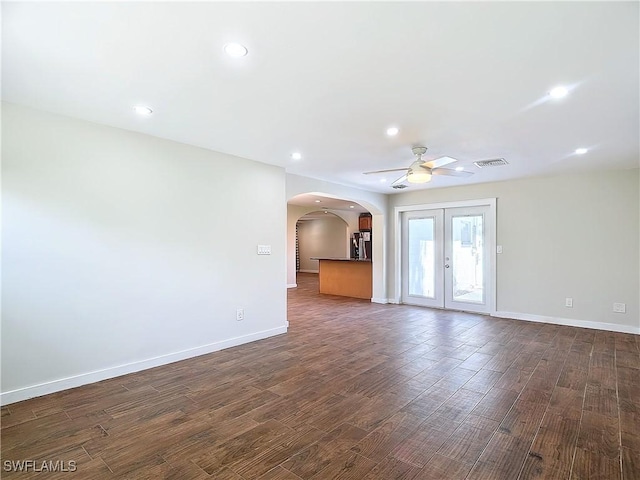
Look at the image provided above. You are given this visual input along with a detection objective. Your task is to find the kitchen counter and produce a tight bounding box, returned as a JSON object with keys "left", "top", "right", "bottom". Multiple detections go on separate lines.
{"left": 312, "top": 258, "right": 372, "bottom": 300}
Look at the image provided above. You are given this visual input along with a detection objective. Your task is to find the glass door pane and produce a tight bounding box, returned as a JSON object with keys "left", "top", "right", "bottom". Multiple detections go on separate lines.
{"left": 408, "top": 217, "right": 435, "bottom": 298}
{"left": 401, "top": 210, "right": 444, "bottom": 308}
{"left": 450, "top": 214, "right": 484, "bottom": 304}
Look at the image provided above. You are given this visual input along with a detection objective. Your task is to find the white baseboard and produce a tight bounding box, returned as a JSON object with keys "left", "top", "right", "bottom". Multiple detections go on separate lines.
{"left": 371, "top": 298, "right": 388, "bottom": 304}
{"left": 493, "top": 311, "right": 640, "bottom": 335}
{"left": 1, "top": 325, "right": 288, "bottom": 406}
{"left": 287, "top": 283, "right": 297, "bottom": 288}
{"left": 298, "top": 269, "right": 318, "bottom": 274}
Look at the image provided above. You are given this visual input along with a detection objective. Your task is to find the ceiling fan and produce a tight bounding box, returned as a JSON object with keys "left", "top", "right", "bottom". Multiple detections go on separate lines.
{"left": 363, "top": 146, "right": 473, "bottom": 187}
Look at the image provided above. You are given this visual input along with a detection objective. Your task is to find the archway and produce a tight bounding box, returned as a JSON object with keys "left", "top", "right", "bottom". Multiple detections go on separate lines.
{"left": 287, "top": 192, "right": 386, "bottom": 304}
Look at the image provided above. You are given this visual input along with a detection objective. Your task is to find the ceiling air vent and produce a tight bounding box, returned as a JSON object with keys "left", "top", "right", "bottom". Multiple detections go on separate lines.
{"left": 392, "top": 184, "right": 408, "bottom": 189}
{"left": 474, "top": 158, "right": 508, "bottom": 168}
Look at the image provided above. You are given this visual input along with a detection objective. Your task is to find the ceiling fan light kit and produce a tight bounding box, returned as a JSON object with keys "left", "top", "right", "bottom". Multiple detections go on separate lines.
{"left": 407, "top": 171, "right": 431, "bottom": 183}
{"left": 407, "top": 163, "right": 432, "bottom": 183}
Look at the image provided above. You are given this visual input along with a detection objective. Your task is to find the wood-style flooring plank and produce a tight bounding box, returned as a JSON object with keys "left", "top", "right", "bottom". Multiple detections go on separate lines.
{"left": 414, "top": 453, "right": 474, "bottom": 480}
{"left": 361, "top": 456, "right": 422, "bottom": 480}
{"left": 466, "top": 432, "right": 530, "bottom": 479}
{"left": 281, "top": 422, "right": 368, "bottom": 479}
{"left": 436, "top": 416, "right": 499, "bottom": 465}
{"left": 258, "top": 466, "right": 304, "bottom": 480}
{"left": 308, "top": 451, "right": 377, "bottom": 480}
{"left": 518, "top": 412, "right": 580, "bottom": 479}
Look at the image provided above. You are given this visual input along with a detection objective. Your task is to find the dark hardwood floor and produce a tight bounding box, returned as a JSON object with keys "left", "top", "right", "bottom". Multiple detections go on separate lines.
{"left": 2, "top": 273, "right": 639, "bottom": 479}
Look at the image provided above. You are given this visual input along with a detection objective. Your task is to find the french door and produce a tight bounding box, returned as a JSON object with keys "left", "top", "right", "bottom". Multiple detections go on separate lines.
{"left": 401, "top": 205, "right": 493, "bottom": 314}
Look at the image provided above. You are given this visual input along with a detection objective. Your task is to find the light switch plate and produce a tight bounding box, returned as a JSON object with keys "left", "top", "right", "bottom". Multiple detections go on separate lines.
{"left": 496, "top": 245, "right": 503, "bottom": 254}
{"left": 257, "top": 245, "right": 271, "bottom": 255}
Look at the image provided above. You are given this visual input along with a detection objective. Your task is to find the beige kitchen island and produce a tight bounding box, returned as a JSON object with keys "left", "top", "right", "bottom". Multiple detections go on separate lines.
{"left": 314, "top": 258, "right": 372, "bottom": 300}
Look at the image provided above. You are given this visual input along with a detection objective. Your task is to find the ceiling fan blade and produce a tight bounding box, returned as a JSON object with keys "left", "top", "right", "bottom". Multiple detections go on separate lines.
{"left": 363, "top": 167, "right": 409, "bottom": 175}
{"left": 391, "top": 173, "right": 408, "bottom": 186}
{"left": 431, "top": 167, "right": 474, "bottom": 177}
{"left": 422, "top": 156, "right": 458, "bottom": 169}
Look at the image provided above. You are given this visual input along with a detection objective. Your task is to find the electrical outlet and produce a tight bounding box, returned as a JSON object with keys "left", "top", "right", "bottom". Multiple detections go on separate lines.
{"left": 565, "top": 297, "right": 573, "bottom": 308}
{"left": 236, "top": 308, "right": 244, "bottom": 321}
{"left": 496, "top": 245, "right": 503, "bottom": 254}
{"left": 613, "top": 303, "right": 626, "bottom": 313}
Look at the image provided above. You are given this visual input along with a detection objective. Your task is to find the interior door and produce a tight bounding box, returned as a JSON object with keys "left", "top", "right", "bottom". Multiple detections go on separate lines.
{"left": 401, "top": 204, "right": 493, "bottom": 314}
{"left": 401, "top": 210, "right": 444, "bottom": 308}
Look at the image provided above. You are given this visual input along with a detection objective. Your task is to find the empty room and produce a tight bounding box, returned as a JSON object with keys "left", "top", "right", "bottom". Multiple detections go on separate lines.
{"left": 2, "top": 2, "right": 639, "bottom": 480}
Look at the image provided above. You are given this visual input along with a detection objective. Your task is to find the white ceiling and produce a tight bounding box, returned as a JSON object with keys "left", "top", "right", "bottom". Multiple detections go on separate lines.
{"left": 288, "top": 193, "right": 368, "bottom": 213}
{"left": 3, "top": 2, "right": 639, "bottom": 193}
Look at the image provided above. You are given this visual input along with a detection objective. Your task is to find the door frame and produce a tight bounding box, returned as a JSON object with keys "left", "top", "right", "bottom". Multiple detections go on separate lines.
{"left": 393, "top": 198, "right": 497, "bottom": 315}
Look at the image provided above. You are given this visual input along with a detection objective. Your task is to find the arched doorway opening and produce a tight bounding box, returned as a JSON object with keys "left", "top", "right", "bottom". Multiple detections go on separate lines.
{"left": 287, "top": 192, "right": 385, "bottom": 303}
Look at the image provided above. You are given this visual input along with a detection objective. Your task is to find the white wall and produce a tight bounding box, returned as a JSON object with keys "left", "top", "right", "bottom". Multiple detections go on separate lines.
{"left": 286, "top": 174, "right": 388, "bottom": 302}
{"left": 1, "top": 103, "right": 287, "bottom": 404}
{"left": 388, "top": 170, "right": 640, "bottom": 333}
{"left": 286, "top": 205, "right": 360, "bottom": 286}
{"left": 297, "top": 215, "right": 349, "bottom": 272}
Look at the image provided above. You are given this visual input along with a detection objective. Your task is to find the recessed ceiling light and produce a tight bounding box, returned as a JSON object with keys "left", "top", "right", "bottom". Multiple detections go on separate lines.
{"left": 224, "top": 43, "right": 248, "bottom": 58}
{"left": 291, "top": 152, "right": 302, "bottom": 160}
{"left": 455, "top": 166, "right": 464, "bottom": 171}
{"left": 380, "top": 178, "right": 387, "bottom": 183}
{"left": 133, "top": 105, "right": 153, "bottom": 116}
{"left": 314, "top": 200, "right": 321, "bottom": 203}
{"left": 349, "top": 205, "right": 355, "bottom": 209}
{"left": 386, "top": 127, "right": 399, "bottom": 136}
{"left": 575, "top": 147, "right": 588, "bottom": 155}
{"left": 549, "top": 86, "right": 569, "bottom": 99}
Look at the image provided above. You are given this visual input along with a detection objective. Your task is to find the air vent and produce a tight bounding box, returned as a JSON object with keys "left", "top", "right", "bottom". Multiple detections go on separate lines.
{"left": 392, "top": 184, "right": 408, "bottom": 189}
{"left": 474, "top": 158, "right": 509, "bottom": 168}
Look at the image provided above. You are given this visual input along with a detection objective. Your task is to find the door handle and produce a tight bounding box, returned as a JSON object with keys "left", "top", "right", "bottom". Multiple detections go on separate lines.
{"left": 445, "top": 264, "right": 450, "bottom": 268}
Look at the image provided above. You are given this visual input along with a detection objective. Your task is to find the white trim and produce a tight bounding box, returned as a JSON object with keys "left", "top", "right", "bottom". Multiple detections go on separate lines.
{"left": 393, "top": 205, "right": 403, "bottom": 304}
{"left": 393, "top": 198, "right": 497, "bottom": 315}
{"left": 299, "top": 269, "right": 318, "bottom": 274}
{"left": 396, "top": 198, "right": 498, "bottom": 213}
{"left": 287, "top": 283, "right": 298, "bottom": 288}
{"left": 493, "top": 311, "right": 640, "bottom": 335}
{"left": 371, "top": 297, "right": 388, "bottom": 304}
{"left": 1, "top": 326, "right": 288, "bottom": 406}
